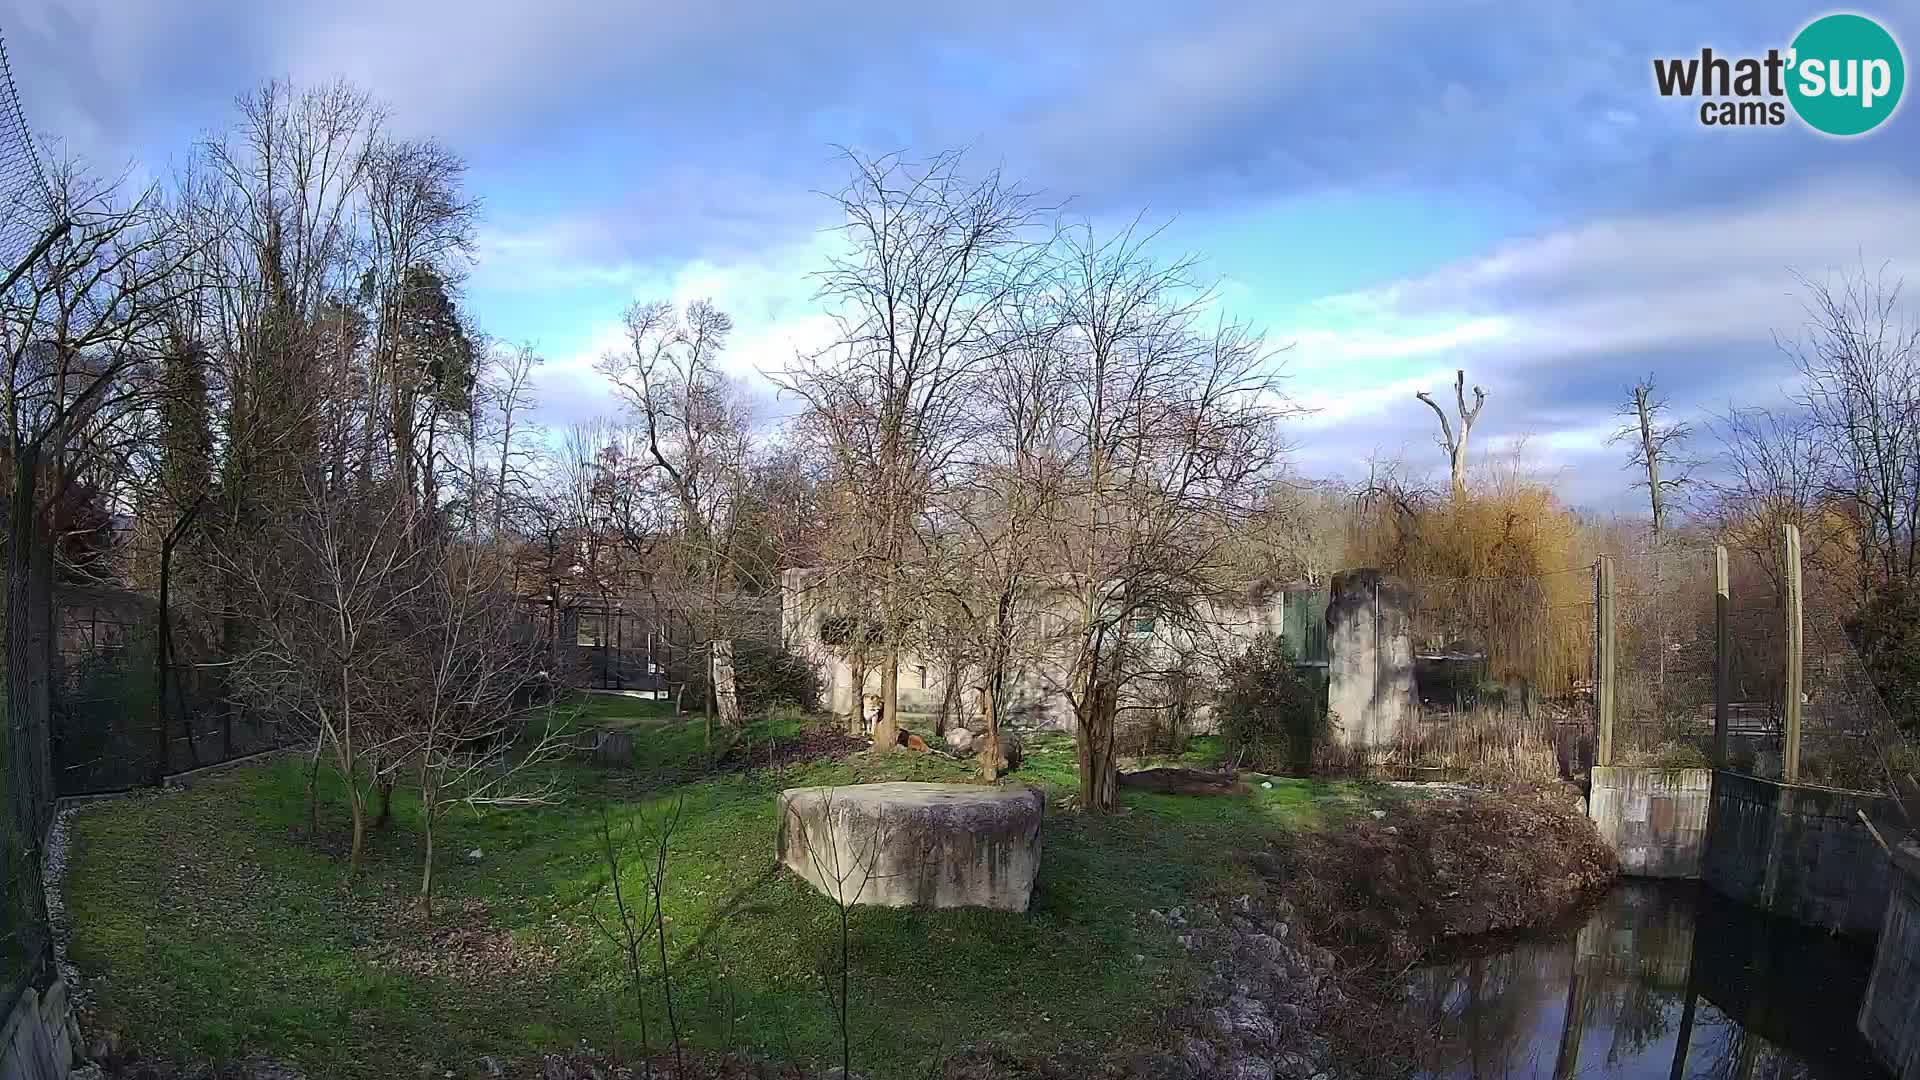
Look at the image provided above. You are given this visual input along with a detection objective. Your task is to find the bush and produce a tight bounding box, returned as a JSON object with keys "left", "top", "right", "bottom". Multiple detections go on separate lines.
{"left": 684, "top": 637, "right": 821, "bottom": 716}
{"left": 1850, "top": 579, "right": 1920, "bottom": 740}
{"left": 1218, "top": 634, "right": 1325, "bottom": 774}
{"left": 1617, "top": 740, "right": 1711, "bottom": 770}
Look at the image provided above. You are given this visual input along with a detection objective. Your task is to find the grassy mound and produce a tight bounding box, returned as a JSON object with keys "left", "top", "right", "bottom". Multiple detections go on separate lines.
{"left": 1254, "top": 781, "right": 1618, "bottom": 968}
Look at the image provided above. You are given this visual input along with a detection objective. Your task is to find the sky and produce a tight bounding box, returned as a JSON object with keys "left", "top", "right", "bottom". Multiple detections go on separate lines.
{"left": 5, "top": 0, "right": 1920, "bottom": 511}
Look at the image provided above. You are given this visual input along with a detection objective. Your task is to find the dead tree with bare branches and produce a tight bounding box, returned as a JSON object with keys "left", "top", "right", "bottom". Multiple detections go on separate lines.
{"left": 1609, "top": 376, "right": 1695, "bottom": 543}
{"left": 1416, "top": 369, "right": 1486, "bottom": 501}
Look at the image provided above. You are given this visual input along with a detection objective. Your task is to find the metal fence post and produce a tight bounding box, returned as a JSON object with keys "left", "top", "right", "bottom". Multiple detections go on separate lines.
{"left": 1782, "top": 524, "right": 1803, "bottom": 784}
{"left": 1714, "top": 544, "right": 1730, "bottom": 768}
{"left": 1596, "top": 556, "right": 1616, "bottom": 768}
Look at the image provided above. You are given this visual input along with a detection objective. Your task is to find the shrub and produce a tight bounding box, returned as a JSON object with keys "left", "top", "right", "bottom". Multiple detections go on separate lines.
{"left": 1217, "top": 633, "right": 1325, "bottom": 774}
{"left": 1850, "top": 579, "right": 1920, "bottom": 740}
{"left": 1617, "top": 740, "right": 1711, "bottom": 770}
{"left": 684, "top": 637, "right": 821, "bottom": 716}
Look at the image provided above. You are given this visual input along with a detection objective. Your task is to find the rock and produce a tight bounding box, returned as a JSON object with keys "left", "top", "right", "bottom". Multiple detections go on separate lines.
{"left": 1120, "top": 768, "right": 1249, "bottom": 796}
{"left": 466, "top": 848, "right": 483, "bottom": 862}
{"left": 478, "top": 1057, "right": 504, "bottom": 1078}
{"left": 1370, "top": 809, "right": 1386, "bottom": 819}
{"left": 591, "top": 730, "right": 634, "bottom": 765}
{"left": 777, "top": 782, "right": 1046, "bottom": 910}
{"left": 1261, "top": 781, "right": 1273, "bottom": 790}
{"left": 945, "top": 727, "right": 976, "bottom": 754}
{"left": 1222, "top": 1057, "right": 1275, "bottom": 1080}
{"left": 1178, "top": 1037, "right": 1219, "bottom": 1076}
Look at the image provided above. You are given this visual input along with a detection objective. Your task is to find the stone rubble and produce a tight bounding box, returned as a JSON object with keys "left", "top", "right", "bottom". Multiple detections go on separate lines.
{"left": 1137, "top": 895, "right": 1343, "bottom": 1080}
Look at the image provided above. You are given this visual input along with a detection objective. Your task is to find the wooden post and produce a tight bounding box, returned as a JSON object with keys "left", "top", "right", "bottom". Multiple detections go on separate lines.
{"left": 1714, "top": 545, "right": 1730, "bottom": 768}
{"left": 1782, "top": 524, "right": 1803, "bottom": 784}
{"left": 1596, "top": 556, "right": 1617, "bottom": 768}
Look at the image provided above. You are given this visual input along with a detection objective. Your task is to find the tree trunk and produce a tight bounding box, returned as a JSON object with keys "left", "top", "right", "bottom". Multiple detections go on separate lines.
{"left": 875, "top": 650, "right": 901, "bottom": 751}
{"left": 1076, "top": 679, "right": 1120, "bottom": 810}
{"left": 846, "top": 651, "right": 868, "bottom": 736}
{"left": 27, "top": 495, "right": 53, "bottom": 817}
{"left": 306, "top": 733, "right": 324, "bottom": 841}
{"left": 346, "top": 782, "right": 367, "bottom": 878}
{"left": 980, "top": 691, "right": 1000, "bottom": 783}
{"left": 374, "top": 774, "right": 394, "bottom": 831}
{"left": 419, "top": 801, "right": 436, "bottom": 918}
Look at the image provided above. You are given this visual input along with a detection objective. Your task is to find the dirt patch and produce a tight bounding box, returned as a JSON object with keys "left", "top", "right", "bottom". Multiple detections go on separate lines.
{"left": 713, "top": 726, "right": 867, "bottom": 773}
{"left": 1250, "top": 780, "right": 1618, "bottom": 970}
{"left": 359, "top": 897, "right": 564, "bottom": 986}
{"left": 1117, "top": 768, "right": 1250, "bottom": 796}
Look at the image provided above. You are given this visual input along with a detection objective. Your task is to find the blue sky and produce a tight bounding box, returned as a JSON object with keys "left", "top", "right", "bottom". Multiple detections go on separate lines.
{"left": 6, "top": 0, "right": 1920, "bottom": 510}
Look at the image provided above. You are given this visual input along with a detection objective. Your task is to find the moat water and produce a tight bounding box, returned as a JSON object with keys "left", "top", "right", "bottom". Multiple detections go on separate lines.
{"left": 1408, "top": 881, "right": 1888, "bottom": 1079}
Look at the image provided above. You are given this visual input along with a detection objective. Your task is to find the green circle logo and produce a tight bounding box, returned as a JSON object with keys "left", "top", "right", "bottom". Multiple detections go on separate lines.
{"left": 1788, "top": 13, "right": 1905, "bottom": 136}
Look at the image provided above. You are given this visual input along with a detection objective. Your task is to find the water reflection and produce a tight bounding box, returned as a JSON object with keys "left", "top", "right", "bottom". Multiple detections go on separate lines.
{"left": 1407, "top": 882, "right": 1888, "bottom": 1079}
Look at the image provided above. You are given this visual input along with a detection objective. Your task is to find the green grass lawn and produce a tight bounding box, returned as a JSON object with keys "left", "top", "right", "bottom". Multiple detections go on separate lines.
{"left": 64, "top": 720, "right": 1372, "bottom": 1079}
{"left": 555, "top": 689, "right": 680, "bottom": 730}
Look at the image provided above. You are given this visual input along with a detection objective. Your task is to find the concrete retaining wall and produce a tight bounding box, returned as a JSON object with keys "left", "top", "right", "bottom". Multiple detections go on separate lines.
{"left": 0, "top": 980, "right": 75, "bottom": 1080}
{"left": 1701, "top": 770, "right": 1898, "bottom": 940}
{"left": 1860, "top": 841, "right": 1920, "bottom": 1080}
{"left": 1588, "top": 766, "right": 1713, "bottom": 878}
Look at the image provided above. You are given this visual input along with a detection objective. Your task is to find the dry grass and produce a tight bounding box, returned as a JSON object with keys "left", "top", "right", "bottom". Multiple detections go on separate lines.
{"left": 1250, "top": 781, "right": 1617, "bottom": 970}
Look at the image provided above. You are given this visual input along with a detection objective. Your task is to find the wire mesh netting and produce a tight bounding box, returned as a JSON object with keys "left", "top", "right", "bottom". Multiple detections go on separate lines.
{"left": 0, "top": 32, "right": 48, "bottom": 271}
{"left": 1609, "top": 548, "right": 1721, "bottom": 767}
{"left": 52, "top": 589, "right": 282, "bottom": 795}
{"left": 1381, "top": 564, "right": 1597, "bottom": 780}
{"left": 0, "top": 25, "right": 54, "bottom": 1020}
{"left": 1378, "top": 540, "right": 1911, "bottom": 790}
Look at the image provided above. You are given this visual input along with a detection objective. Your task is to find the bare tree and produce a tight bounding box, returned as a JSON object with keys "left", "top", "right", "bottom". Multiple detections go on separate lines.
{"left": 598, "top": 299, "right": 757, "bottom": 739}
{"left": 3, "top": 157, "right": 197, "bottom": 832}
{"left": 1782, "top": 264, "right": 1920, "bottom": 593}
{"left": 1041, "top": 222, "right": 1289, "bottom": 809}
{"left": 220, "top": 482, "right": 425, "bottom": 876}
{"left": 934, "top": 284, "right": 1068, "bottom": 777}
{"left": 778, "top": 149, "right": 1051, "bottom": 752}
{"left": 403, "top": 543, "right": 567, "bottom": 912}
{"left": 1700, "top": 405, "right": 1847, "bottom": 598}
{"left": 1416, "top": 369, "right": 1486, "bottom": 501}
{"left": 477, "top": 342, "right": 543, "bottom": 538}
{"left": 1609, "top": 376, "right": 1694, "bottom": 543}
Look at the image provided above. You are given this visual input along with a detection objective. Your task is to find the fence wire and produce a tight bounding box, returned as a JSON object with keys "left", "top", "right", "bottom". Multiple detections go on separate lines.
{"left": 1385, "top": 540, "right": 1912, "bottom": 791}
{"left": 0, "top": 23, "right": 54, "bottom": 1020}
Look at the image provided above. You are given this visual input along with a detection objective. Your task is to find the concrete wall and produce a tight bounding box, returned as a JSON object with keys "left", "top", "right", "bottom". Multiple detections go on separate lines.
{"left": 1702, "top": 770, "right": 1899, "bottom": 940}
{"left": 1588, "top": 766, "right": 1713, "bottom": 878}
{"left": 1860, "top": 841, "right": 1920, "bottom": 1080}
{"left": 0, "top": 980, "right": 75, "bottom": 1080}
{"left": 779, "top": 568, "right": 1326, "bottom": 734}
{"left": 1324, "top": 570, "right": 1416, "bottom": 751}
